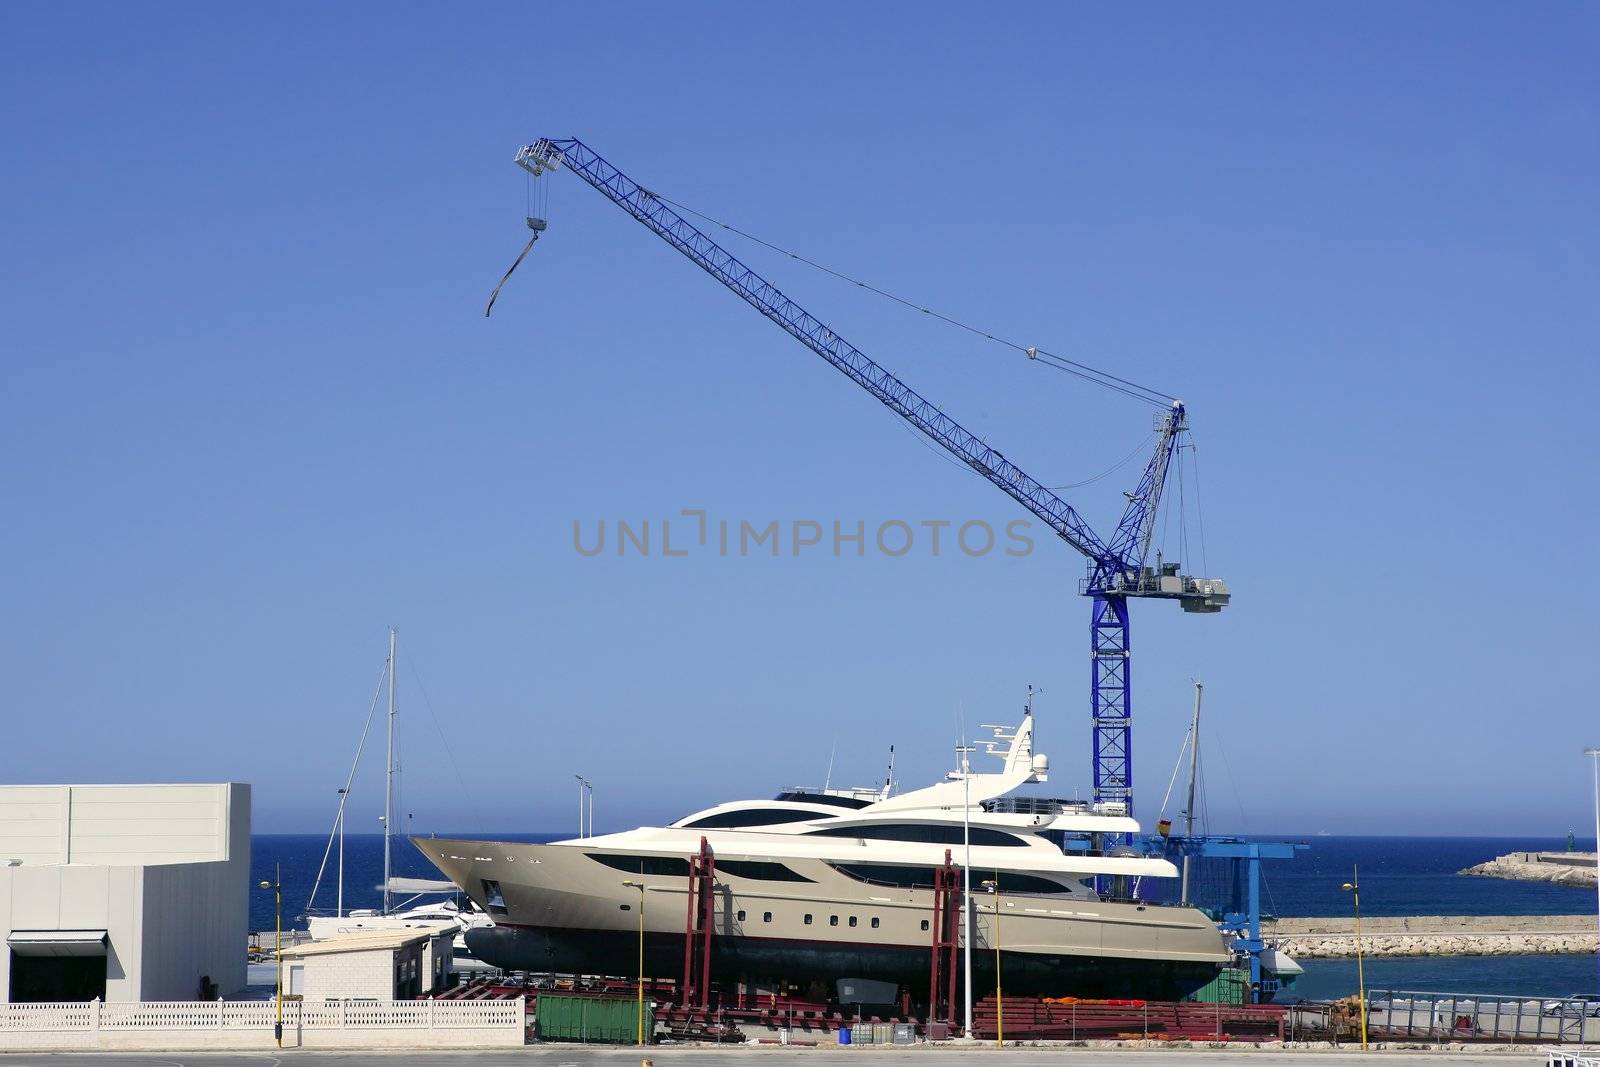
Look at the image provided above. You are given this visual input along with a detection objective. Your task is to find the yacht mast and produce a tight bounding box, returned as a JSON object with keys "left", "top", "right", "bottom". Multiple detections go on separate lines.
{"left": 1180, "top": 681, "right": 1202, "bottom": 905}
{"left": 383, "top": 627, "right": 396, "bottom": 916}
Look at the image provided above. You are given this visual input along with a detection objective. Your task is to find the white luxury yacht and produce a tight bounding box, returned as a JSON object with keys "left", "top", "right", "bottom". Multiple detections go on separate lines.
{"left": 416, "top": 711, "right": 1270, "bottom": 1001}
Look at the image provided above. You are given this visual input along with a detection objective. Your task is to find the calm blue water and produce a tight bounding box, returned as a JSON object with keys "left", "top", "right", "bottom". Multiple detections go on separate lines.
{"left": 251, "top": 833, "right": 1600, "bottom": 998}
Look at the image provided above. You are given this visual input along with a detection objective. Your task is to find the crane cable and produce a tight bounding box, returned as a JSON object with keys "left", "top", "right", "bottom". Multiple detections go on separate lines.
{"left": 651, "top": 191, "right": 1176, "bottom": 408}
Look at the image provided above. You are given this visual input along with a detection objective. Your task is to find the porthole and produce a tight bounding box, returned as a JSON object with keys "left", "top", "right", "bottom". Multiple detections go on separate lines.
{"left": 829, "top": 915, "right": 839, "bottom": 927}
{"left": 737, "top": 909, "right": 746, "bottom": 921}
{"left": 763, "top": 912, "right": 773, "bottom": 923}
{"left": 920, "top": 919, "right": 930, "bottom": 931}
{"left": 848, "top": 916, "right": 858, "bottom": 928}
{"left": 804, "top": 914, "right": 813, "bottom": 925}
{"left": 871, "top": 917, "right": 880, "bottom": 929}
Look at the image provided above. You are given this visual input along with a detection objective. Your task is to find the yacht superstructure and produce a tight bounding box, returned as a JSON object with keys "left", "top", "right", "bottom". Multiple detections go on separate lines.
{"left": 416, "top": 712, "right": 1236, "bottom": 1000}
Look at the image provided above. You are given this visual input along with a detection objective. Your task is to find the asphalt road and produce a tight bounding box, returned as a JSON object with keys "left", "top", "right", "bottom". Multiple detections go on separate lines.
{"left": 0, "top": 1049, "right": 1539, "bottom": 1066}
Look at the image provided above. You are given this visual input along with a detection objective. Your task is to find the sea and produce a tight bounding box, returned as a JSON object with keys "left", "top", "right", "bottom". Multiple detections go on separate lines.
{"left": 251, "top": 833, "right": 1600, "bottom": 1002}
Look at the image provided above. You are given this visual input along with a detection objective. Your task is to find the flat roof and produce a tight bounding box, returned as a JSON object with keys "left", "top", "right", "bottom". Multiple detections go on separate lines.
{"left": 280, "top": 924, "right": 454, "bottom": 959}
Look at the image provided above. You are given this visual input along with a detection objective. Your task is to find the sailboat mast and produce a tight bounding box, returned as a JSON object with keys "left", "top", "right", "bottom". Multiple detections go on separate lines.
{"left": 383, "top": 627, "right": 396, "bottom": 915}
{"left": 1180, "top": 681, "right": 1202, "bottom": 905}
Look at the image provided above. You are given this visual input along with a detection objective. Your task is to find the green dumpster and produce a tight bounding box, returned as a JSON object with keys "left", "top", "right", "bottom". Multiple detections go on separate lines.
{"left": 535, "top": 994, "right": 654, "bottom": 1043}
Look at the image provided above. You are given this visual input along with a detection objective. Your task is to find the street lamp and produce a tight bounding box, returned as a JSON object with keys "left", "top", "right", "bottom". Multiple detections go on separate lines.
{"left": 257, "top": 865, "right": 283, "bottom": 1048}
{"left": 622, "top": 881, "right": 649, "bottom": 1045}
{"left": 981, "top": 878, "right": 1003, "bottom": 1047}
{"left": 1341, "top": 866, "right": 1367, "bottom": 1051}
{"left": 335, "top": 787, "right": 348, "bottom": 918}
{"left": 575, "top": 775, "right": 593, "bottom": 838}
{"left": 1584, "top": 747, "right": 1600, "bottom": 996}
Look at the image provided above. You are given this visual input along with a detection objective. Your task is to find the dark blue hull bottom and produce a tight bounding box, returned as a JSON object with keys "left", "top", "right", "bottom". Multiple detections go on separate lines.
{"left": 466, "top": 924, "right": 1218, "bottom": 1001}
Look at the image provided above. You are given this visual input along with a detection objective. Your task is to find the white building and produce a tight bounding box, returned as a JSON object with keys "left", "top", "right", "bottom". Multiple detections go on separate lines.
{"left": 0, "top": 783, "right": 250, "bottom": 1003}
{"left": 278, "top": 926, "right": 455, "bottom": 1001}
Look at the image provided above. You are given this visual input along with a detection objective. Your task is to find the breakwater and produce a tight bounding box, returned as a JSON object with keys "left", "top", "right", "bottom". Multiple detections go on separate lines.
{"left": 1461, "top": 851, "right": 1598, "bottom": 887}
{"left": 1266, "top": 914, "right": 1597, "bottom": 959}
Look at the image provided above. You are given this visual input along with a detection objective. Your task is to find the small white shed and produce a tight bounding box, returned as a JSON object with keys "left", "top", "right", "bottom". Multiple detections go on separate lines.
{"left": 278, "top": 926, "right": 455, "bottom": 1002}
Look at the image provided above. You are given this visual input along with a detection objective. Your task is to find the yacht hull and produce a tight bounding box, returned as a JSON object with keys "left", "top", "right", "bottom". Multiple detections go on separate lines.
{"left": 467, "top": 923, "right": 1218, "bottom": 1000}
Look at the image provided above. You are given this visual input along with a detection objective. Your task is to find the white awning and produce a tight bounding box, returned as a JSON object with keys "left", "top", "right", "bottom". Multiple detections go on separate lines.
{"left": 7, "top": 930, "right": 108, "bottom": 957}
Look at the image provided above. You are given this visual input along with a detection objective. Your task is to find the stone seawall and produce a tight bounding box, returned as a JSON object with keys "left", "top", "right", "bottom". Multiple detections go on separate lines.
{"left": 1461, "top": 851, "right": 1598, "bottom": 887}
{"left": 1265, "top": 914, "right": 1596, "bottom": 959}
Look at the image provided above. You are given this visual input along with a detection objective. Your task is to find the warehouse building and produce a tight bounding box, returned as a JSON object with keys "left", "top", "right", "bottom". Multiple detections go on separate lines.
{"left": 0, "top": 783, "right": 250, "bottom": 1003}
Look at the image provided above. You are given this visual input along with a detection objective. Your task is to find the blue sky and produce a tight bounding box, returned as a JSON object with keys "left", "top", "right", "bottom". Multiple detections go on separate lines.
{"left": 2, "top": 3, "right": 1596, "bottom": 837}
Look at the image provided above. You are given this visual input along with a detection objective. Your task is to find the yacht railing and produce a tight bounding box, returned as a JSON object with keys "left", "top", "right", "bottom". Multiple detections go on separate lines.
{"left": 984, "top": 797, "right": 1093, "bottom": 816}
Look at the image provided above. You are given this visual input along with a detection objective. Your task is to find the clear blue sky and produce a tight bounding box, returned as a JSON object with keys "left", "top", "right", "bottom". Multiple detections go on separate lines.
{"left": 3, "top": 4, "right": 1595, "bottom": 837}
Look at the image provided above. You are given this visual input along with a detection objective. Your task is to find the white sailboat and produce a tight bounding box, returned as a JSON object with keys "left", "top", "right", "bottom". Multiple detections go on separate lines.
{"left": 303, "top": 630, "right": 491, "bottom": 960}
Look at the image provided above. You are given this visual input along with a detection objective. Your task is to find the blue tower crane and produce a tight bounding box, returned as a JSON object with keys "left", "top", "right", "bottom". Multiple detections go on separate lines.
{"left": 512, "top": 138, "right": 1229, "bottom": 814}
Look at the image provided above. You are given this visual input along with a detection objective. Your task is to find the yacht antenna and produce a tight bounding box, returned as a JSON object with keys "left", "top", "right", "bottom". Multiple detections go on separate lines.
{"left": 883, "top": 745, "right": 896, "bottom": 796}
{"left": 1180, "top": 680, "right": 1202, "bottom": 905}
{"left": 383, "top": 627, "right": 397, "bottom": 916}
{"left": 823, "top": 737, "right": 838, "bottom": 792}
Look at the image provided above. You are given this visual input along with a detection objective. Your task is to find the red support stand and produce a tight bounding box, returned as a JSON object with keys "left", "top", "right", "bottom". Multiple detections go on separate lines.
{"left": 682, "top": 836, "right": 716, "bottom": 1010}
{"left": 928, "top": 849, "right": 962, "bottom": 1027}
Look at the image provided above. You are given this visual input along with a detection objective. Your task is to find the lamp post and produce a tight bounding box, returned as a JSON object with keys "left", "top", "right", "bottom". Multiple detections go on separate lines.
{"left": 1585, "top": 747, "right": 1600, "bottom": 996}
{"left": 956, "top": 741, "right": 975, "bottom": 1039}
{"left": 335, "top": 787, "right": 347, "bottom": 918}
{"left": 575, "top": 775, "right": 592, "bottom": 838}
{"left": 258, "top": 865, "right": 283, "bottom": 1048}
{"left": 622, "top": 881, "right": 648, "bottom": 1045}
{"left": 981, "top": 878, "right": 1002, "bottom": 1047}
{"left": 1341, "top": 865, "right": 1367, "bottom": 1051}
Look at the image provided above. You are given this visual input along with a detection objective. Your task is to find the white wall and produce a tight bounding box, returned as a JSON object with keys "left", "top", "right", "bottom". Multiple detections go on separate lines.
{"left": 298, "top": 946, "right": 401, "bottom": 1001}
{"left": 0, "top": 783, "right": 243, "bottom": 867}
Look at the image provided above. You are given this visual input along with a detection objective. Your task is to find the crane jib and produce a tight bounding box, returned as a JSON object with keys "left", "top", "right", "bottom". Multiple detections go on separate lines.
{"left": 519, "top": 137, "right": 1116, "bottom": 569}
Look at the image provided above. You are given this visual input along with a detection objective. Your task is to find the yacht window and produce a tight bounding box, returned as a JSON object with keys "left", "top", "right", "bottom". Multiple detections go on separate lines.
{"left": 619, "top": 904, "right": 631, "bottom": 911}
{"left": 763, "top": 912, "right": 772, "bottom": 923}
{"left": 804, "top": 914, "right": 813, "bottom": 925}
{"left": 683, "top": 808, "right": 828, "bottom": 829}
{"left": 871, "top": 917, "right": 880, "bottom": 929}
{"left": 848, "top": 916, "right": 858, "bottom": 928}
{"left": 716, "top": 860, "right": 815, "bottom": 883}
{"left": 592, "top": 853, "right": 813, "bottom": 883}
{"left": 480, "top": 879, "right": 508, "bottom": 917}
{"left": 829, "top": 915, "right": 838, "bottom": 927}
{"left": 773, "top": 791, "right": 873, "bottom": 810}
{"left": 736, "top": 909, "right": 746, "bottom": 921}
{"left": 830, "top": 863, "right": 1071, "bottom": 895}
{"left": 920, "top": 919, "right": 930, "bottom": 931}
{"left": 806, "top": 823, "right": 1027, "bottom": 846}
{"left": 586, "top": 854, "right": 690, "bottom": 877}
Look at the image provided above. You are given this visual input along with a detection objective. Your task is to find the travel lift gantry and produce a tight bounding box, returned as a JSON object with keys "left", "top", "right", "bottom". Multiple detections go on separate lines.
{"left": 508, "top": 136, "right": 1228, "bottom": 824}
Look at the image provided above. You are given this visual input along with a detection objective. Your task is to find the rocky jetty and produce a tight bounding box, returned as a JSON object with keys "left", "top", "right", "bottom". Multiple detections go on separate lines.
{"left": 1265, "top": 914, "right": 1596, "bottom": 959}
{"left": 1461, "top": 850, "right": 1598, "bottom": 887}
